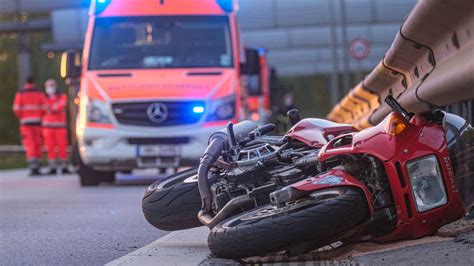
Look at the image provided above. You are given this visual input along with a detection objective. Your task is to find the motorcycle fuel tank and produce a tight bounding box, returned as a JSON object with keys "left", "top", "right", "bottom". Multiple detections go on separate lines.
{"left": 285, "top": 119, "right": 356, "bottom": 148}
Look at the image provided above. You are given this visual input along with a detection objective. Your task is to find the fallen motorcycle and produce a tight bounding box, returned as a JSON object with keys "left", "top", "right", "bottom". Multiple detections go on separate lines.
{"left": 142, "top": 96, "right": 473, "bottom": 259}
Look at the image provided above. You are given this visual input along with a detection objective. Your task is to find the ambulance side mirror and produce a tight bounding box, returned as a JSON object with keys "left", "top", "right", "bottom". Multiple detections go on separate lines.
{"left": 60, "top": 50, "right": 82, "bottom": 80}
{"left": 241, "top": 48, "right": 262, "bottom": 96}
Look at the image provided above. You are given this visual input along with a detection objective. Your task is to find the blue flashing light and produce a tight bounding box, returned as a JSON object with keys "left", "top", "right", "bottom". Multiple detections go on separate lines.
{"left": 193, "top": 106, "right": 205, "bottom": 114}
{"left": 94, "top": 0, "right": 111, "bottom": 15}
{"left": 217, "top": 0, "right": 234, "bottom": 13}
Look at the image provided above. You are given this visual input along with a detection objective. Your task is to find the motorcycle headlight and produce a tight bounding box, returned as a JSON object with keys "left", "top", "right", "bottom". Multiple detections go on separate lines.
{"left": 206, "top": 95, "right": 236, "bottom": 121}
{"left": 87, "top": 98, "right": 112, "bottom": 124}
{"left": 407, "top": 155, "right": 448, "bottom": 212}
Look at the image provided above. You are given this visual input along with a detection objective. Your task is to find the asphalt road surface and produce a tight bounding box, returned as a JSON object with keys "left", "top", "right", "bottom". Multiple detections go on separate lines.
{"left": 2, "top": 169, "right": 473, "bottom": 265}
{"left": 352, "top": 233, "right": 474, "bottom": 265}
{"left": 0, "top": 169, "right": 166, "bottom": 266}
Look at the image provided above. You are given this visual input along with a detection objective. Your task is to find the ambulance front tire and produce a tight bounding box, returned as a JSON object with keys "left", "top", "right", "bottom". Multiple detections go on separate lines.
{"left": 72, "top": 145, "right": 116, "bottom": 186}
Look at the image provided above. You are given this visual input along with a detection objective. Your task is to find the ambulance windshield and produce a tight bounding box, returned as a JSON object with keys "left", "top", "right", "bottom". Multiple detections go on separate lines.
{"left": 89, "top": 16, "right": 234, "bottom": 70}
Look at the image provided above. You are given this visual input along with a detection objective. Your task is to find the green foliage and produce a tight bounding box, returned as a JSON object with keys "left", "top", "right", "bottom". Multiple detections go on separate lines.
{"left": 0, "top": 33, "right": 20, "bottom": 145}
{"left": 278, "top": 75, "right": 332, "bottom": 119}
{"left": 0, "top": 154, "right": 27, "bottom": 170}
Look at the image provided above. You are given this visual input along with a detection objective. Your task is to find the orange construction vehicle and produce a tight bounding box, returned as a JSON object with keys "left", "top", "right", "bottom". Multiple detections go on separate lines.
{"left": 61, "top": 0, "right": 271, "bottom": 186}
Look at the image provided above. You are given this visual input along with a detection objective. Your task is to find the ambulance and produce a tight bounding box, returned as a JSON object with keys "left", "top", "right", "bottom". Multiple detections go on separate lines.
{"left": 61, "top": 0, "right": 271, "bottom": 186}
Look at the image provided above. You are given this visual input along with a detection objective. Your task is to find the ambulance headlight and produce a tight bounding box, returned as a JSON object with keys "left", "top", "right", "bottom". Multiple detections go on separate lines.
{"left": 206, "top": 96, "right": 236, "bottom": 121}
{"left": 407, "top": 155, "right": 448, "bottom": 212}
{"left": 87, "top": 99, "right": 112, "bottom": 124}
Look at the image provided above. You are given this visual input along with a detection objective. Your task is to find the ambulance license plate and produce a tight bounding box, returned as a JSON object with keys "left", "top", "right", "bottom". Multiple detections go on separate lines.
{"left": 138, "top": 145, "right": 180, "bottom": 157}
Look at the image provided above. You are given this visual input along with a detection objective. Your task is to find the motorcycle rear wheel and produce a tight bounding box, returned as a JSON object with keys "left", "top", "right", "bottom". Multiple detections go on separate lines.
{"left": 208, "top": 187, "right": 368, "bottom": 259}
{"left": 142, "top": 167, "right": 202, "bottom": 231}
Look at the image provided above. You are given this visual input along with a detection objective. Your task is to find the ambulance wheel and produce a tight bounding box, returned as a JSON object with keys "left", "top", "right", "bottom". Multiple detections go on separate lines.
{"left": 72, "top": 144, "right": 116, "bottom": 186}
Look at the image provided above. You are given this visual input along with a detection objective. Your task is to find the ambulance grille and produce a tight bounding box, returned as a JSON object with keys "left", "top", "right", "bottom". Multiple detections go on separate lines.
{"left": 112, "top": 101, "right": 204, "bottom": 127}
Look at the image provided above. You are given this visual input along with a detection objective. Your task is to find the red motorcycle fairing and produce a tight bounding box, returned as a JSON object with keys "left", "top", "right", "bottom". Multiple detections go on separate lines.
{"left": 289, "top": 168, "right": 375, "bottom": 215}
{"left": 376, "top": 123, "right": 466, "bottom": 242}
{"left": 315, "top": 113, "right": 466, "bottom": 242}
{"left": 285, "top": 119, "right": 356, "bottom": 148}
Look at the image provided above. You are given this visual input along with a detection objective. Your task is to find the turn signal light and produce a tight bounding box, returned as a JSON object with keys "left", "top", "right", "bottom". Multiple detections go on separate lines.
{"left": 383, "top": 112, "right": 408, "bottom": 136}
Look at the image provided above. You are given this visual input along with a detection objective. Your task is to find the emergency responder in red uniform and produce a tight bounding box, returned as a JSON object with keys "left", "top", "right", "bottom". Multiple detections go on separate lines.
{"left": 13, "top": 77, "right": 46, "bottom": 176}
{"left": 42, "top": 79, "right": 70, "bottom": 175}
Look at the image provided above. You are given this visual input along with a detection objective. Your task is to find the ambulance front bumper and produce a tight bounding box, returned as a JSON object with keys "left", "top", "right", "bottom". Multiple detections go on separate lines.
{"left": 77, "top": 124, "right": 224, "bottom": 171}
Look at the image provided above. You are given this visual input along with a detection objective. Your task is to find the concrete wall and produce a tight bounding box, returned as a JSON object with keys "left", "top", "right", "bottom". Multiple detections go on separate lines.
{"left": 237, "top": 0, "right": 416, "bottom": 75}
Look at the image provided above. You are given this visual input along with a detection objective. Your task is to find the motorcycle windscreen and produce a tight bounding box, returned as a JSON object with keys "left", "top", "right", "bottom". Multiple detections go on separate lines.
{"left": 445, "top": 113, "right": 474, "bottom": 209}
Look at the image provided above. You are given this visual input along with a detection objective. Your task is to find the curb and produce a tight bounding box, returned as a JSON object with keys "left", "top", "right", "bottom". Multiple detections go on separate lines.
{"left": 106, "top": 228, "right": 455, "bottom": 265}
{"left": 106, "top": 227, "right": 212, "bottom": 266}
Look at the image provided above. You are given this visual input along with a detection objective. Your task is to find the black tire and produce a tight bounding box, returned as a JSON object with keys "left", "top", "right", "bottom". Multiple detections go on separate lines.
{"left": 208, "top": 187, "right": 369, "bottom": 259}
{"left": 142, "top": 167, "right": 202, "bottom": 231}
{"left": 72, "top": 144, "right": 116, "bottom": 186}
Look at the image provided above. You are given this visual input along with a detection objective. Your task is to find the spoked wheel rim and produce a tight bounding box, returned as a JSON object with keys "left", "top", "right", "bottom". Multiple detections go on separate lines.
{"left": 222, "top": 187, "right": 346, "bottom": 227}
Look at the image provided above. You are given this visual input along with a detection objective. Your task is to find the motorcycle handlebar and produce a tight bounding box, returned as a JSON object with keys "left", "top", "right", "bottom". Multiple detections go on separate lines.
{"left": 199, "top": 120, "right": 259, "bottom": 218}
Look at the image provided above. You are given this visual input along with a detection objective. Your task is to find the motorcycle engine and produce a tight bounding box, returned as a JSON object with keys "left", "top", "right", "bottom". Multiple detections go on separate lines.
{"left": 210, "top": 142, "right": 307, "bottom": 214}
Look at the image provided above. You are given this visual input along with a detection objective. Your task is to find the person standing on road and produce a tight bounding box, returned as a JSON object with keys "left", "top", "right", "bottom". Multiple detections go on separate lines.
{"left": 42, "top": 79, "right": 70, "bottom": 175}
{"left": 12, "top": 77, "right": 46, "bottom": 176}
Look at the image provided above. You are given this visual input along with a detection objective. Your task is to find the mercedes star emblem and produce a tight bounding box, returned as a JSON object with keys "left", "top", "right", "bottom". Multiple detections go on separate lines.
{"left": 147, "top": 103, "right": 168, "bottom": 124}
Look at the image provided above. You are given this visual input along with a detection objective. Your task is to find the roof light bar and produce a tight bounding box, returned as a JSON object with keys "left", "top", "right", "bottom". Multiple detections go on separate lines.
{"left": 93, "top": 0, "right": 111, "bottom": 15}
{"left": 217, "top": 0, "right": 236, "bottom": 13}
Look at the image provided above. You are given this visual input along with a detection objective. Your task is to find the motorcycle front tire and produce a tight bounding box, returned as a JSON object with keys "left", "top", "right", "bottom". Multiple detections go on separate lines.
{"left": 208, "top": 187, "right": 369, "bottom": 259}
{"left": 142, "top": 167, "right": 203, "bottom": 231}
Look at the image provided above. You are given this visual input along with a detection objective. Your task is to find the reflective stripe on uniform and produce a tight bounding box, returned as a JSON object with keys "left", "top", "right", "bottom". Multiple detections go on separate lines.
{"left": 42, "top": 122, "right": 67, "bottom": 127}
{"left": 13, "top": 104, "right": 45, "bottom": 111}
{"left": 20, "top": 118, "right": 42, "bottom": 124}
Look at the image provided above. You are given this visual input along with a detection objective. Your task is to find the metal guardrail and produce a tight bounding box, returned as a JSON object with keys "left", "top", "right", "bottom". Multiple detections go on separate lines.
{"left": 0, "top": 19, "right": 51, "bottom": 33}
{"left": 0, "top": 146, "right": 72, "bottom": 155}
{"left": 328, "top": 0, "right": 474, "bottom": 129}
{"left": 0, "top": 145, "right": 25, "bottom": 155}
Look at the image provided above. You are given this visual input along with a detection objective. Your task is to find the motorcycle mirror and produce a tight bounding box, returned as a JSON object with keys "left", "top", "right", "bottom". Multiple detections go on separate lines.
{"left": 384, "top": 95, "right": 413, "bottom": 121}
{"left": 287, "top": 109, "right": 301, "bottom": 126}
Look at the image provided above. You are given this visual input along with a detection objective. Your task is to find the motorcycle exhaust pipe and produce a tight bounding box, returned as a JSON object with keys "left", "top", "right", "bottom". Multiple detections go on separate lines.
{"left": 198, "top": 195, "right": 253, "bottom": 228}
{"left": 197, "top": 121, "right": 258, "bottom": 222}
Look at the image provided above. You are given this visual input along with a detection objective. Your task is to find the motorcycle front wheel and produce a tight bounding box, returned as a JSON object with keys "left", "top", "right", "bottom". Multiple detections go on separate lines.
{"left": 142, "top": 167, "right": 202, "bottom": 231}
{"left": 208, "top": 187, "right": 369, "bottom": 259}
